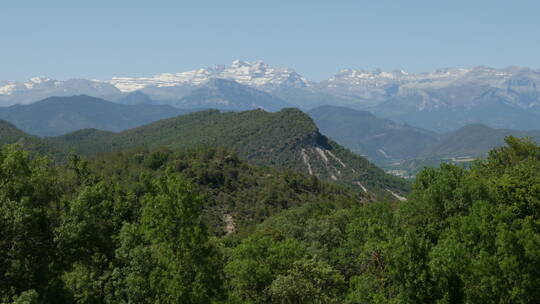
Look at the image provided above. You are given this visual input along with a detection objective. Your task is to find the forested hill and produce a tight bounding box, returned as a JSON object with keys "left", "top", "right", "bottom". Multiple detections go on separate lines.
{"left": 0, "top": 120, "right": 58, "bottom": 156}
{"left": 43, "top": 108, "right": 408, "bottom": 196}
{"left": 0, "top": 120, "right": 37, "bottom": 144}
{"left": 82, "top": 146, "right": 365, "bottom": 235}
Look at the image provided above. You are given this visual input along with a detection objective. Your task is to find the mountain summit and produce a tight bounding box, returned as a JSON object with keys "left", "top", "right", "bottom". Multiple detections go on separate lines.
{"left": 174, "top": 78, "right": 291, "bottom": 111}
{"left": 109, "top": 59, "right": 311, "bottom": 92}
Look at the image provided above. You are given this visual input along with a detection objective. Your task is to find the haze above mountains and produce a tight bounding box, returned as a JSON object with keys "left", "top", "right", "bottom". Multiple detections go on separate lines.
{"left": 2, "top": 60, "right": 540, "bottom": 132}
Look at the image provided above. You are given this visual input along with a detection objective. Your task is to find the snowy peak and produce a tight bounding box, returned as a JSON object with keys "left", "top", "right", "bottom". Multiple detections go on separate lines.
{"left": 0, "top": 77, "right": 122, "bottom": 106}
{"left": 230, "top": 59, "right": 251, "bottom": 68}
{"left": 328, "top": 68, "right": 406, "bottom": 85}
{"left": 0, "top": 82, "right": 19, "bottom": 95}
{"left": 0, "top": 77, "right": 119, "bottom": 97}
{"left": 0, "top": 77, "right": 55, "bottom": 95}
{"left": 220, "top": 60, "right": 310, "bottom": 90}
{"left": 109, "top": 60, "right": 310, "bottom": 92}
{"left": 325, "top": 66, "right": 540, "bottom": 89}
{"left": 110, "top": 68, "right": 214, "bottom": 92}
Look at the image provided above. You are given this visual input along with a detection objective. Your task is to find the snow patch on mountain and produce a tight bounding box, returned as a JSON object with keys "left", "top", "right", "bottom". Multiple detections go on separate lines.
{"left": 324, "top": 66, "right": 540, "bottom": 91}
{"left": 0, "top": 83, "right": 18, "bottom": 95}
{"left": 109, "top": 60, "right": 310, "bottom": 92}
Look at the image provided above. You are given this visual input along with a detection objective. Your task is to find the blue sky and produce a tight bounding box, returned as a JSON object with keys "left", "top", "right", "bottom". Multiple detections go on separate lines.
{"left": 1, "top": 0, "right": 539, "bottom": 81}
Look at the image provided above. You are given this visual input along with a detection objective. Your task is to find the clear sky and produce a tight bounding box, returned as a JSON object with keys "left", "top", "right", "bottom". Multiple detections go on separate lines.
{"left": 1, "top": 0, "right": 539, "bottom": 81}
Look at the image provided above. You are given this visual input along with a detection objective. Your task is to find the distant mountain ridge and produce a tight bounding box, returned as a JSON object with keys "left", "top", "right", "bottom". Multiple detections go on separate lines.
{"left": 308, "top": 105, "right": 440, "bottom": 162}
{"left": 306, "top": 105, "right": 540, "bottom": 177}
{"left": 420, "top": 124, "right": 540, "bottom": 159}
{"left": 173, "top": 78, "right": 291, "bottom": 111}
{"left": 0, "top": 95, "right": 190, "bottom": 136}
{"left": 110, "top": 59, "right": 311, "bottom": 92}
{"left": 380, "top": 124, "right": 540, "bottom": 177}
{"left": 309, "top": 104, "right": 540, "bottom": 162}
{"left": 0, "top": 60, "right": 310, "bottom": 106}
{"left": 3, "top": 61, "right": 540, "bottom": 131}
{"left": 303, "top": 66, "right": 540, "bottom": 131}
{"left": 0, "top": 77, "right": 121, "bottom": 105}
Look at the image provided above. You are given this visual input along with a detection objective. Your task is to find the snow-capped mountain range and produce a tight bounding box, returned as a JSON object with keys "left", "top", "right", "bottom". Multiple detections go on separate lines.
{"left": 1, "top": 60, "right": 540, "bottom": 132}
{"left": 323, "top": 66, "right": 540, "bottom": 92}
{"left": 0, "top": 77, "right": 120, "bottom": 105}
{"left": 0, "top": 60, "right": 309, "bottom": 105}
{"left": 110, "top": 59, "right": 310, "bottom": 92}
{"left": 316, "top": 66, "right": 540, "bottom": 113}
{"left": 3, "top": 60, "right": 539, "bottom": 102}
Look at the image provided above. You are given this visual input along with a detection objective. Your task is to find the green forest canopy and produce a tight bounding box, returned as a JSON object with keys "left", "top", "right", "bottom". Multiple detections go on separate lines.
{"left": 1, "top": 136, "right": 539, "bottom": 303}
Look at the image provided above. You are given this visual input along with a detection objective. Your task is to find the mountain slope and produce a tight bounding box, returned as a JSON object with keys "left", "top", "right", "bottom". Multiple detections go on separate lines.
{"left": 0, "top": 120, "right": 59, "bottom": 156}
{"left": 0, "top": 120, "right": 39, "bottom": 145}
{"left": 174, "top": 78, "right": 291, "bottom": 111}
{"left": 83, "top": 146, "right": 365, "bottom": 235}
{"left": 118, "top": 90, "right": 156, "bottom": 105}
{"left": 45, "top": 108, "right": 409, "bottom": 196}
{"left": 421, "top": 124, "right": 540, "bottom": 158}
{"left": 384, "top": 124, "right": 540, "bottom": 177}
{"left": 274, "top": 87, "right": 362, "bottom": 110}
{"left": 371, "top": 89, "right": 540, "bottom": 132}
{"left": 308, "top": 105, "right": 440, "bottom": 163}
{"left": 0, "top": 95, "right": 190, "bottom": 136}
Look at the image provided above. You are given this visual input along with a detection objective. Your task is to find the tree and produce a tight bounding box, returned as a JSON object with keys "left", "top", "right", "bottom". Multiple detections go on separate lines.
{"left": 225, "top": 232, "right": 308, "bottom": 303}
{"left": 428, "top": 138, "right": 540, "bottom": 303}
{"left": 113, "top": 175, "right": 224, "bottom": 304}
{"left": 0, "top": 145, "right": 63, "bottom": 302}
{"left": 269, "top": 258, "right": 345, "bottom": 304}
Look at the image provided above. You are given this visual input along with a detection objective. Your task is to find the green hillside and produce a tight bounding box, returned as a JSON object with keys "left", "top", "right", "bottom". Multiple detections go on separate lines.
{"left": 83, "top": 146, "right": 363, "bottom": 235}
{"left": 308, "top": 107, "right": 540, "bottom": 178}
{"left": 309, "top": 105, "right": 439, "bottom": 163}
{"left": 421, "top": 123, "right": 540, "bottom": 158}
{"left": 0, "top": 120, "right": 38, "bottom": 145}
{"left": 0, "top": 120, "right": 58, "bottom": 156}
{"left": 385, "top": 124, "right": 540, "bottom": 177}
{"left": 45, "top": 108, "right": 408, "bottom": 196}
